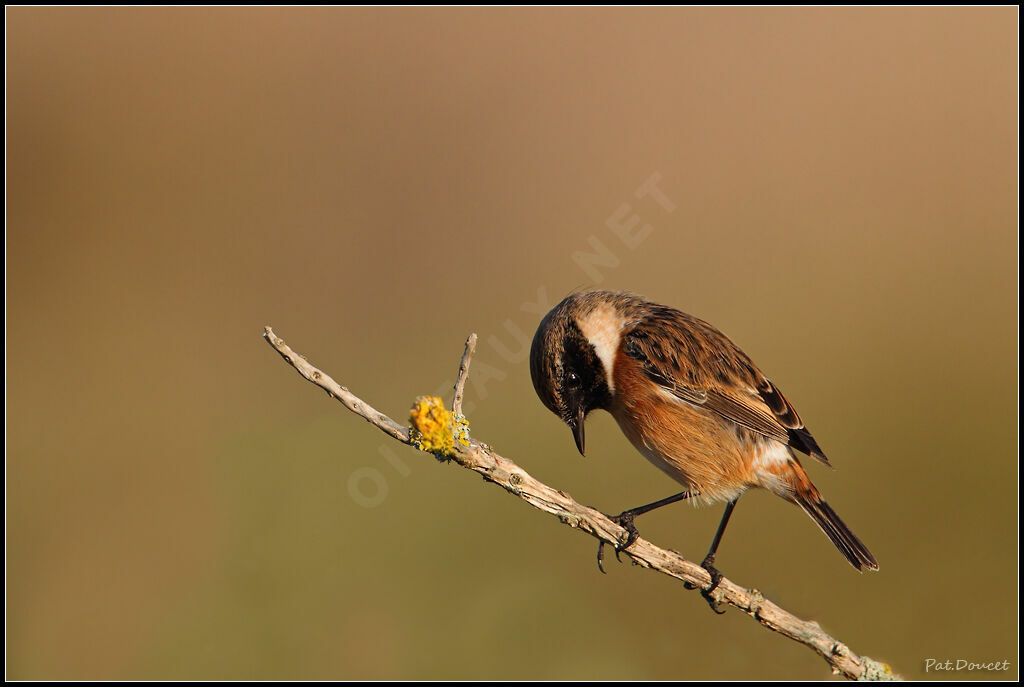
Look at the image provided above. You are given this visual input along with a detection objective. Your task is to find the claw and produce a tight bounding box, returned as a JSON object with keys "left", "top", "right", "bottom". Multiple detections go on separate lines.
{"left": 616, "top": 521, "right": 640, "bottom": 552}
{"left": 592, "top": 491, "right": 694, "bottom": 575}
{"left": 690, "top": 553, "right": 726, "bottom": 614}
{"left": 596, "top": 510, "right": 642, "bottom": 573}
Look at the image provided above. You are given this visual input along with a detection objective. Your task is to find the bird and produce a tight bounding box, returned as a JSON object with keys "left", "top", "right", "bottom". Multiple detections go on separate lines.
{"left": 529, "top": 290, "right": 877, "bottom": 610}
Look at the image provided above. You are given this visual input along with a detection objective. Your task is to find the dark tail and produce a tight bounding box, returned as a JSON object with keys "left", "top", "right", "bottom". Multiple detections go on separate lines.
{"left": 796, "top": 493, "right": 879, "bottom": 571}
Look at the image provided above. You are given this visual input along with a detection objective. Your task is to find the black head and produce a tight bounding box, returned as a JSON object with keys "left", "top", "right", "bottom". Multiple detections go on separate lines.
{"left": 529, "top": 294, "right": 616, "bottom": 455}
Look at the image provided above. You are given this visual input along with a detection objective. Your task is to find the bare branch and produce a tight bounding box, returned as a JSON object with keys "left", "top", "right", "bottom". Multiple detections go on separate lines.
{"left": 262, "top": 327, "right": 410, "bottom": 444}
{"left": 262, "top": 326, "right": 899, "bottom": 682}
{"left": 452, "top": 333, "right": 477, "bottom": 415}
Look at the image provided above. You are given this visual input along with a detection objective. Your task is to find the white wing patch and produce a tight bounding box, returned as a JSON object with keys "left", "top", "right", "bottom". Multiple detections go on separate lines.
{"left": 577, "top": 304, "right": 624, "bottom": 391}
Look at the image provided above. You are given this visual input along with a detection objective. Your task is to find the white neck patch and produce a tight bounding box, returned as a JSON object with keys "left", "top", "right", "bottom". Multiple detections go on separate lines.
{"left": 577, "top": 304, "right": 623, "bottom": 391}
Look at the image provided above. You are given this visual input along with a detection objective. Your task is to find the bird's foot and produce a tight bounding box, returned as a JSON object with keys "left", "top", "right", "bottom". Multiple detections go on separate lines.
{"left": 683, "top": 553, "right": 726, "bottom": 614}
{"left": 596, "top": 510, "right": 642, "bottom": 574}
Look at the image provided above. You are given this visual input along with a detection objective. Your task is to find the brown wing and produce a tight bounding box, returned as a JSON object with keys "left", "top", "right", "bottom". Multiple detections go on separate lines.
{"left": 622, "top": 306, "right": 831, "bottom": 467}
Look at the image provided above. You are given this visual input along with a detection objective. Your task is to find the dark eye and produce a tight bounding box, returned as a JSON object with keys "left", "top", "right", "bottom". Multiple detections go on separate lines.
{"left": 566, "top": 371, "right": 581, "bottom": 388}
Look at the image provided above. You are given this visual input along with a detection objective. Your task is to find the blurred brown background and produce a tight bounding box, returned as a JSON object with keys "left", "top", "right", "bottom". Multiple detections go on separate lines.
{"left": 6, "top": 7, "right": 1017, "bottom": 681}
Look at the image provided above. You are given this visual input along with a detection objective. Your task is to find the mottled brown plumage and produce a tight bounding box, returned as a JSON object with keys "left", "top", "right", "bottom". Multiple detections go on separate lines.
{"left": 529, "top": 290, "right": 877, "bottom": 577}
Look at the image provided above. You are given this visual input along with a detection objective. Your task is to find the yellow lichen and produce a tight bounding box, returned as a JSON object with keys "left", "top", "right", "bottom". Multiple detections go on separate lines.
{"left": 859, "top": 657, "right": 900, "bottom": 682}
{"left": 452, "top": 412, "right": 470, "bottom": 447}
{"left": 409, "top": 396, "right": 470, "bottom": 457}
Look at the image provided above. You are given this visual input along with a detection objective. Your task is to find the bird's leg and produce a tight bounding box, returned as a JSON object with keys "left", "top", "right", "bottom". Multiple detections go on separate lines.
{"left": 684, "top": 499, "right": 738, "bottom": 614}
{"left": 597, "top": 490, "right": 693, "bottom": 573}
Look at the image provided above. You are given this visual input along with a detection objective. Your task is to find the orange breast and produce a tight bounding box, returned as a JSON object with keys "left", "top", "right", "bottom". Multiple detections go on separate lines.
{"left": 609, "top": 347, "right": 760, "bottom": 504}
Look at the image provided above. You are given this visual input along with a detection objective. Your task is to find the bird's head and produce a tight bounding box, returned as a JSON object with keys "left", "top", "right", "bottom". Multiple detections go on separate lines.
{"left": 529, "top": 291, "right": 639, "bottom": 455}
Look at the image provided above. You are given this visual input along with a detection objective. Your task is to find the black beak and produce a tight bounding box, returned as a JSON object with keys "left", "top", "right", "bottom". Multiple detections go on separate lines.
{"left": 571, "top": 409, "right": 586, "bottom": 456}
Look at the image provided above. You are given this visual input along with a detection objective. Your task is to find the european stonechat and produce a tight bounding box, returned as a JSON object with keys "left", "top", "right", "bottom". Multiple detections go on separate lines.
{"left": 529, "top": 290, "right": 877, "bottom": 607}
